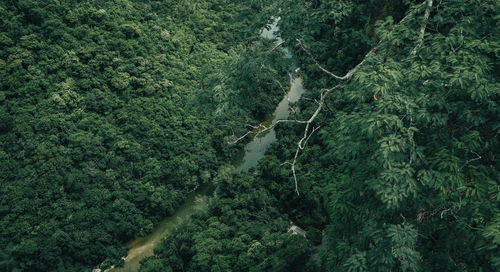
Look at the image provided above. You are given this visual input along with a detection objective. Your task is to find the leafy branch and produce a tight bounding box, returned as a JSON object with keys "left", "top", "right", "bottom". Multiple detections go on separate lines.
{"left": 231, "top": 0, "right": 433, "bottom": 195}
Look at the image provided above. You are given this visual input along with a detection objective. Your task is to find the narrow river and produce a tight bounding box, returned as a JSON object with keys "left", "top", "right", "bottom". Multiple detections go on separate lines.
{"left": 107, "top": 18, "right": 305, "bottom": 272}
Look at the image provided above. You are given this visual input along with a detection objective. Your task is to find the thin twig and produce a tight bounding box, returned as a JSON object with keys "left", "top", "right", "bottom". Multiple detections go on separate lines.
{"left": 460, "top": 150, "right": 482, "bottom": 169}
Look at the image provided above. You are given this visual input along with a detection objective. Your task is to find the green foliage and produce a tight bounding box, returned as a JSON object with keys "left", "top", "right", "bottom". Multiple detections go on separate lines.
{"left": 275, "top": 0, "right": 500, "bottom": 271}
{"left": 1, "top": 0, "right": 498, "bottom": 271}
{"left": 196, "top": 37, "right": 290, "bottom": 120}
{"left": 0, "top": 0, "right": 285, "bottom": 270}
{"left": 140, "top": 168, "right": 311, "bottom": 272}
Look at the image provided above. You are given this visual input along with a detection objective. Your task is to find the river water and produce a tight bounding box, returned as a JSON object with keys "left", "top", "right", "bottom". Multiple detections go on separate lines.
{"left": 108, "top": 18, "right": 305, "bottom": 272}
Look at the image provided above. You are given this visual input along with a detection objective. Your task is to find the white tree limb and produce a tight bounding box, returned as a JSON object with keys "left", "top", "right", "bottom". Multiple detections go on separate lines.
{"left": 411, "top": 0, "right": 434, "bottom": 55}
{"left": 284, "top": 85, "right": 342, "bottom": 195}
{"left": 296, "top": 1, "right": 427, "bottom": 82}
{"left": 270, "top": 40, "right": 286, "bottom": 52}
{"left": 227, "top": 119, "right": 308, "bottom": 145}
{"left": 296, "top": 38, "right": 378, "bottom": 81}
{"left": 231, "top": 2, "right": 428, "bottom": 195}
{"left": 460, "top": 150, "right": 482, "bottom": 170}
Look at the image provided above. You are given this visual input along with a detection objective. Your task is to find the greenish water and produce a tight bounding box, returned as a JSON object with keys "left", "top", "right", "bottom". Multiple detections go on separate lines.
{"left": 108, "top": 183, "right": 213, "bottom": 272}
{"left": 234, "top": 76, "right": 304, "bottom": 172}
{"left": 107, "top": 18, "right": 305, "bottom": 272}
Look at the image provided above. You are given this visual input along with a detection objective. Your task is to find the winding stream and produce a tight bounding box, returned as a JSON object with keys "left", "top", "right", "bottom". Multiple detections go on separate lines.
{"left": 108, "top": 18, "right": 305, "bottom": 272}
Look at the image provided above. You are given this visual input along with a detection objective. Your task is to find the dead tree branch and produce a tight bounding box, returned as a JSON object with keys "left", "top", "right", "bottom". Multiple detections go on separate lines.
{"left": 270, "top": 40, "right": 286, "bottom": 52}
{"left": 460, "top": 150, "right": 482, "bottom": 170}
{"left": 230, "top": 2, "right": 427, "bottom": 195}
{"left": 227, "top": 119, "right": 308, "bottom": 145}
{"left": 296, "top": 38, "right": 377, "bottom": 81}
{"left": 274, "top": 79, "right": 288, "bottom": 96}
{"left": 411, "top": 0, "right": 434, "bottom": 55}
{"left": 297, "top": 0, "right": 425, "bottom": 82}
{"left": 284, "top": 85, "right": 342, "bottom": 195}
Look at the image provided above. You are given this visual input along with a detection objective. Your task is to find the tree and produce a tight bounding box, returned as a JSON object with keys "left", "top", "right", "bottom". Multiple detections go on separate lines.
{"left": 233, "top": 0, "right": 499, "bottom": 270}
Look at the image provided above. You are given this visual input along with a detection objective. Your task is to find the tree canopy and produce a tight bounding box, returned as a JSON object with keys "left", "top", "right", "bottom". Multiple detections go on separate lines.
{"left": 0, "top": 0, "right": 289, "bottom": 270}
{"left": 142, "top": 0, "right": 499, "bottom": 271}
{"left": 1, "top": 0, "right": 498, "bottom": 271}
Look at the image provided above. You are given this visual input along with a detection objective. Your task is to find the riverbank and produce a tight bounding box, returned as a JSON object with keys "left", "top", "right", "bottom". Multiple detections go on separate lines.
{"left": 102, "top": 18, "right": 305, "bottom": 272}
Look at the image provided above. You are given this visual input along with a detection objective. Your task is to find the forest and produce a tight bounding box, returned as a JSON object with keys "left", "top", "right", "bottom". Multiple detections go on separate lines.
{"left": 1, "top": 0, "right": 499, "bottom": 272}
{"left": 0, "top": 0, "right": 288, "bottom": 270}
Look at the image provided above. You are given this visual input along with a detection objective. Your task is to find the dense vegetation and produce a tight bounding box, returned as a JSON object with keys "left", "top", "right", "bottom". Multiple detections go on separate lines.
{"left": 278, "top": 0, "right": 499, "bottom": 270}
{"left": 141, "top": 0, "right": 499, "bottom": 271}
{"left": 140, "top": 165, "right": 313, "bottom": 272}
{"left": 0, "top": 0, "right": 289, "bottom": 270}
{"left": 1, "top": 0, "right": 498, "bottom": 271}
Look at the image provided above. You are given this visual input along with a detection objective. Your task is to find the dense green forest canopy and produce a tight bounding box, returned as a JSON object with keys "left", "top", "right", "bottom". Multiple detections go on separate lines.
{"left": 0, "top": 0, "right": 289, "bottom": 270}
{"left": 276, "top": 0, "right": 499, "bottom": 270}
{"left": 1, "top": 0, "right": 499, "bottom": 271}
{"left": 141, "top": 0, "right": 499, "bottom": 271}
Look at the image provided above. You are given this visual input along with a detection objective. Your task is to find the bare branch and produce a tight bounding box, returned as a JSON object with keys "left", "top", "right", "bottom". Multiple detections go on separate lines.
{"left": 270, "top": 40, "right": 286, "bottom": 52}
{"left": 227, "top": 119, "right": 308, "bottom": 145}
{"left": 296, "top": 34, "right": 377, "bottom": 81}
{"left": 290, "top": 126, "right": 320, "bottom": 195}
{"left": 230, "top": 2, "right": 429, "bottom": 195}
{"left": 460, "top": 150, "right": 482, "bottom": 170}
{"left": 296, "top": 38, "right": 347, "bottom": 80}
{"left": 274, "top": 79, "right": 288, "bottom": 96}
{"left": 284, "top": 85, "right": 342, "bottom": 195}
{"left": 297, "top": 1, "right": 427, "bottom": 81}
{"left": 411, "top": 0, "right": 434, "bottom": 55}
